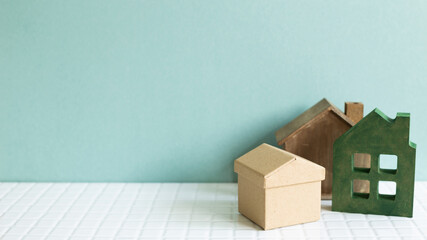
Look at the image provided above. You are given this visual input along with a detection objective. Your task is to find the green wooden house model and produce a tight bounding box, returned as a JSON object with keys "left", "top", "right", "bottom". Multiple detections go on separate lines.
{"left": 332, "top": 108, "right": 416, "bottom": 217}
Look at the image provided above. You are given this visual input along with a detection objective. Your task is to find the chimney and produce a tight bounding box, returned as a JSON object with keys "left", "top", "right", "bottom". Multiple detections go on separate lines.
{"left": 395, "top": 112, "right": 410, "bottom": 140}
{"left": 345, "top": 102, "right": 364, "bottom": 123}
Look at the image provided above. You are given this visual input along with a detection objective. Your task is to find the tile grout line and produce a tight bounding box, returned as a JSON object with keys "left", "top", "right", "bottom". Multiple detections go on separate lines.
{"left": 0, "top": 182, "right": 17, "bottom": 199}
{"left": 0, "top": 182, "right": 426, "bottom": 239}
{"left": 0, "top": 182, "right": 19, "bottom": 220}
{"left": 137, "top": 183, "right": 161, "bottom": 238}
{"left": 190, "top": 183, "right": 202, "bottom": 237}
{"left": 211, "top": 183, "right": 219, "bottom": 238}
{"left": 1, "top": 183, "right": 50, "bottom": 239}
{"left": 161, "top": 183, "right": 182, "bottom": 239}
{"left": 91, "top": 183, "right": 127, "bottom": 238}
{"left": 112, "top": 183, "right": 143, "bottom": 239}
{"left": 43, "top": 183, "right": 88, "bottom": 239}
{"left": 67, "top": 183, "right": 108, "bottom": 238}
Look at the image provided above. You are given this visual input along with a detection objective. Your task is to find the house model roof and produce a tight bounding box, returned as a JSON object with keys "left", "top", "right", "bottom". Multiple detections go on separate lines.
{"left": 234, "top": 144, "right": 325, "bottom": 189}
{"left": 275, "top": 98, "right": 355, "bottom": 146}
{"left": 338, "top": 108, "right": 417, "bottom": 148}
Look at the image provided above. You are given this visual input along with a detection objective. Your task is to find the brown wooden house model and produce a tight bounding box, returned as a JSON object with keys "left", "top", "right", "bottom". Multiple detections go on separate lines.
{"left": 275, "top": 98, "right": 364, "bottom": 199}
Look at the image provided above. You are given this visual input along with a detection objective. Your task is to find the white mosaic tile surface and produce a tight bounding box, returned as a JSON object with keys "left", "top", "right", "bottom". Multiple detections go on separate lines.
{"left": 0, "top": 182, "right": 426, "bottom": 239}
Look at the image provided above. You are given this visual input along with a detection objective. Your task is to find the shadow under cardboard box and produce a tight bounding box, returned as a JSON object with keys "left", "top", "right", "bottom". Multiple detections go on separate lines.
{"left": 153, "top": 184, "right": 333, "bottom": 231}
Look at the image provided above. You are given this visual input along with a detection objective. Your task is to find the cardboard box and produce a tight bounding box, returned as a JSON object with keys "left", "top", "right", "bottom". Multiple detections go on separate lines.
{"left": 235, "top": 143, "right": 325, "bottom": 230}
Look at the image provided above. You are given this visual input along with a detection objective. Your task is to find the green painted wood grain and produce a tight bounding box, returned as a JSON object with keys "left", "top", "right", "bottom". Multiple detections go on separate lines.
{"left": 332, "top": 109, "right": 416, "bottom": 217}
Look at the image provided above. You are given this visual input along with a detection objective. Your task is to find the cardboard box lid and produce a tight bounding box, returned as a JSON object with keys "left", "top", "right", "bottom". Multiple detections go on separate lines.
{"left": 234, "top": 143, "right": 325, "bottom": 189}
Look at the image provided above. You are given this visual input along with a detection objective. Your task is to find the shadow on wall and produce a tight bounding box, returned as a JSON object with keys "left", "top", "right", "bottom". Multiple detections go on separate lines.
{"left": 229, "top": 104, "right": 307, "bottom": 182}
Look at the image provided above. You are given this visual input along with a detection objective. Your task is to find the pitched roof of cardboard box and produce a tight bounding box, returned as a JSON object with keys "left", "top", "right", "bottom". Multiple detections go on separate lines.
{"left": 275, "top": 98, "right": 355, "bottom": 146}
{"left": 234, "top": 143, "right": 325, "bottom": 189}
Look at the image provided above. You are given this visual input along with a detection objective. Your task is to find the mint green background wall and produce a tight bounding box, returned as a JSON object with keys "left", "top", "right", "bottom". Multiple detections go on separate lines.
{"left": 1, "top": 1, "right": 426, "bottom": 182}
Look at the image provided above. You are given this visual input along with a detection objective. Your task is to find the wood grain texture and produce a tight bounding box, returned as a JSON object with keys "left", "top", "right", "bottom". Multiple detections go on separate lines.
{"left": 275, "top": 99, "right": 360, "bottom": 199}
{"left": 283, "top": 110, "right": 352, "bottom": 199}
{"left": 276, "top": 99, "right": 354, "bottom": 146}
{"left": 345, "top": 102, "right": 364, "bottom": 123}
{"left": 332, "top": 108, "right": 417, "bottom": 217}
{"left": 353, "top": 153, "right": 371, "bottom": 193}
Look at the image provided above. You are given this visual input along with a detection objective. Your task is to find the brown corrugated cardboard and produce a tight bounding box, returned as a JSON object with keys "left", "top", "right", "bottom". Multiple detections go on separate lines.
{"left": 235, "top": 143, "right": 325, "bottom": 230}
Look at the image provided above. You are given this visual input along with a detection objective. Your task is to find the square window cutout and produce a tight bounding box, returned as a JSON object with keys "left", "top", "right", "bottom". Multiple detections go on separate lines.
{"left": 379, "top": 154, "right": 398, "bottom": 174}
{"left": 353, "top": 153, "right": 371, "bottom": 173}
{"left": 378, "top": 181, "right": 396, "bottom": 200}
{"left": 352, "top": 179, "right": 370, "bottom": 199}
